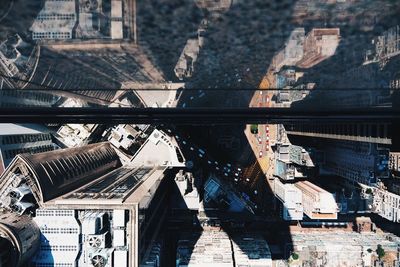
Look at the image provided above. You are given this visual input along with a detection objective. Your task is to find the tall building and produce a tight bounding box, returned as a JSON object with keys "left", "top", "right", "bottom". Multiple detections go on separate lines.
{"left": 0, "top": 89, "right": 61, "bottom": 108}
{"left": 176, "top": 231, "right": 273, "bottom": 267}
{"left": 372, "top": 184, "right": 400, "bottom": 223}
{"left": 295, "top": 180, "right": 339, "bottom": 220}
{"left": 365, "top": 25, "right": 400, "bottom": 67}
{"left": 389, "top": 152, "right": 400, "bottom": 178}
{"left": 286, "top": 122, "right": 391, "bottom": 145}
{"left": 0, "top": 128, "right": 185, "bottom": 266}
{"left": 0, "top": 124, "right": 57, "bottom": 174}
{"left": 296, "top": 28, "right": 340, "bottom": 69}
{"left": 56, "top": 124, "right": 102, "bottom": 148}
{"left": 320, "top": 141, "right": 389, "bottom": 185}
{"left": 274, "top": 179, "right": 303, "bottom": 221}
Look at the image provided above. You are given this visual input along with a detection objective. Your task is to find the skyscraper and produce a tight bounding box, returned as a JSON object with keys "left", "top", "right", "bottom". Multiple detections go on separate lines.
{"left": 0, "top": 124, "right": 57, "bottom": 175}
{"left": 0, "top": 128, "right": 185, "bottom": 267}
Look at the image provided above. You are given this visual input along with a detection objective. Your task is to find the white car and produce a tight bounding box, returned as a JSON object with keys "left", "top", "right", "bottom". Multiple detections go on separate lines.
{"left": 190, "top": 147, "right": 194, "bottom": 151}
{"left": 259, "top": 151, "right": 263, "bottom": 158}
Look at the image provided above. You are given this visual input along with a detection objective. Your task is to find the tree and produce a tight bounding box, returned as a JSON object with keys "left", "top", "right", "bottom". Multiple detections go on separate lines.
{"left": 367, "top": 248, "right": 373, "bottom": 253}
{"left": 366, "top": 188, "right": 373, "bottom": 194}
{"left": 250, "top": 124, "right": 258, "bottom": 134}
{"left": 291, "top": 252, "right": 299, "bottom": 260}
{"left": 376, "top": 244, "right": 385, "bottom": 259}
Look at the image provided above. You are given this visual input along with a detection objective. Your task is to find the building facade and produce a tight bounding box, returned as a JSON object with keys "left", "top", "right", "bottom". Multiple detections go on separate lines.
{"left": 274, "top": 179, "right": 303, "bottom": 221}
{"left": 0, "top": 124, "right": 57, "bottom": 175}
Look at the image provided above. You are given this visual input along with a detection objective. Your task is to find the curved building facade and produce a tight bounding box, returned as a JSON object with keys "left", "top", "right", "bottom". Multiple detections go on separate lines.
{"left": 0, "top": 212, "right": 40, "bottom": 267}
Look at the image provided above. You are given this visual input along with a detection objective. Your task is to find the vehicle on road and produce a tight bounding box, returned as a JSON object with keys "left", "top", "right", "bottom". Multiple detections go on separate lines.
{"left": 259, "top": 151, "right": 263, "bottom": 158}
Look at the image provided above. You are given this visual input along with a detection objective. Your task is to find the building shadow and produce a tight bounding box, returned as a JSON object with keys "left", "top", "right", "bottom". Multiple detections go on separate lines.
{"left": 152, "top": 0, "right": 400, "bottom": 264}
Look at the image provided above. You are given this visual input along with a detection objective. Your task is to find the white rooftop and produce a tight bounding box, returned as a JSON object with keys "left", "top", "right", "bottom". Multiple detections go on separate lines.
{"left": 130, "top": 129, "right": 185, "bottom": 168}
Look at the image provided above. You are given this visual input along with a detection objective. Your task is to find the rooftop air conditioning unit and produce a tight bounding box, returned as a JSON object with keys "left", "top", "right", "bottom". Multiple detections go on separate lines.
{"left": 87, "top": 232, "right": 108, "bottom": 249}
{"left": 90, "top": 248, "right": 114, "bottom": 267}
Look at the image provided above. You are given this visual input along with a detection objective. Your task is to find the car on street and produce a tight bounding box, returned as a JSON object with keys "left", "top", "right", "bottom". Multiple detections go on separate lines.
{"left": 259, "top": 151, "right": 263, "bottom": 158}
{"left": 258, "top": 136, "right": 262, "bottom": 144}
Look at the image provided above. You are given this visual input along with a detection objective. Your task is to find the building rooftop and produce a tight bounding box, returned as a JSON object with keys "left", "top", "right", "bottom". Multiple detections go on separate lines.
{"left": 49, "top": 165, "right": 167, "bottom": 206}
{"left": 11, "top": 142, "right": 120, "bottom": 203}
{"left": 30, "top": 0, "right": 76, "bottom": 33}
{"left": 130, "top": 129, "right": 185, "bottom": 168}
{"left": 177, "top": 230, "right": 233, "bottom": 267}
{"left": 232, "top": 235, "right": 272, "bottom": 267}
